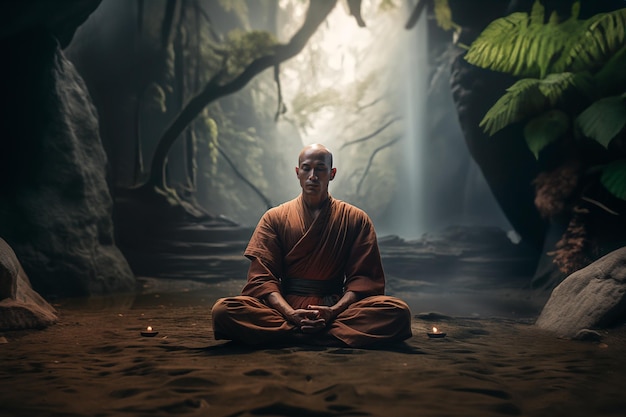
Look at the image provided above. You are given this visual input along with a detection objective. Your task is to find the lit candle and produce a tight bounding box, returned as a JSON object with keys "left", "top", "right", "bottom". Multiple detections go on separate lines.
{"left": 432, "top": 327, "right": 438, "bottom": 334}
{"left": 427, "top": 326, "right": 446, "bottom": 338}
{"left": 141, "top": 325, "right": 158, "bottom": 337}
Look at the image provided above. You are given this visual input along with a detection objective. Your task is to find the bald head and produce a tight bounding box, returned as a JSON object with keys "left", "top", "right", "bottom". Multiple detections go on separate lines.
{"left": 298, "top": 143, "right": 333, "bottom": 168}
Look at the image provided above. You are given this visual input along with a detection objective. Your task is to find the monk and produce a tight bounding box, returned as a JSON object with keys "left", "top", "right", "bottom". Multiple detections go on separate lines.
{"left": 211, "top": 144, "right": 412, "bottom": 347}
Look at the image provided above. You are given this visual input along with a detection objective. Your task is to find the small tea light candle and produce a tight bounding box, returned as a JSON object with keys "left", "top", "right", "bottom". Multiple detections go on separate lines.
{"left": 427, "top": 326, "right": 446, "bottom": 338}
{"left": 141, "top": 326, "right": 159, "bottom": 337}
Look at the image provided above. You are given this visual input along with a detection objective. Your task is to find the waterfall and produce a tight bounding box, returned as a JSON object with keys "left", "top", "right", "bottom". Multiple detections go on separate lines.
{"left": 382, "top": 4, "right": 428, "bottom": 240}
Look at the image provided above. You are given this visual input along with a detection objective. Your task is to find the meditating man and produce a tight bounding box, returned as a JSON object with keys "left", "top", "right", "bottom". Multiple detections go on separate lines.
{"left": 211, "top": 143, "right": 412, "bottom": 347}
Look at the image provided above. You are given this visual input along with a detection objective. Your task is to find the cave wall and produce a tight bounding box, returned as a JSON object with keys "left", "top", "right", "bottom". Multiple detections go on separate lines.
{"left": 0, "top": 1, "right": 135, "bottom": 297}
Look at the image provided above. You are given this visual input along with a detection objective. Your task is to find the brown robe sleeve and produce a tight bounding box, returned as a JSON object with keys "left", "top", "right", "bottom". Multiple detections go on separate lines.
{"left": 343, "top": 208, "right": 385, "bottom": 297}
{"left": 240, "top": 207, "right": 284, "bottom": 299}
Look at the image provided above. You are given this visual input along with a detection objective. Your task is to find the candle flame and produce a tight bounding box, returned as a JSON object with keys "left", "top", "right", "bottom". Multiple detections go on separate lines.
{"left": 147, "top": 326, "right": 152, "bottom": 332}
{"left": 432, "top": 327, "right": 438, "bottom": 333}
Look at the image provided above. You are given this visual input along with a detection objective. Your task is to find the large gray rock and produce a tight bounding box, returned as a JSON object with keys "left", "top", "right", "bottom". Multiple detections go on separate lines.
{"left": 0, "top": 33, "right": 135, "bottom": 297}
{"left": 535, "top": 247, "right": 626, "bottom": 338}
{"left": 0, "top": 238, "right": 57, "bottom": 330}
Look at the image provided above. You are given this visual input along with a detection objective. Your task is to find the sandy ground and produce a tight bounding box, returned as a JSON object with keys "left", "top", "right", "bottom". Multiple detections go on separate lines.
{"left": 2, "top": 278, "right": 626, "bottom": 417}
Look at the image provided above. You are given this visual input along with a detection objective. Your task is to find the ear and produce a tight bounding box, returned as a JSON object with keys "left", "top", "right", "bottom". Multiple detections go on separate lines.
{"left": 295, "top": 167, "right": 299, "bottom": 176}
{"left": 330, "top": 167, "right": 337, "bottom": 180}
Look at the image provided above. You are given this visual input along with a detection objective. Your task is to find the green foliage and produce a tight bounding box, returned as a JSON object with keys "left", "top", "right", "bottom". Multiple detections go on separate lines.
{"left": 523, "top": 110, "right": 570, "bottom": 158}
{"left": 465, "top": 1, "right": 626, "bottom": 79}
{"left": 565, "top": 8, "right": 626, "bottom": 72}
{"left": 479, "top": 73, "right": 579, "bottom": 135}
{"left": 468, "top": 0, "right": 626, "bottom": 138}
{"left": 466, "top": 0, "right": 626, "bottom": 203}
{"left": 576, "top": 94, "right": 626, "bottom": 148}
{"left": 600, "top": 159, "right": 626, "bottom": 200}
{"left": 465, "top": 1, "right": 571, "bottom": 78}
{"left": 224, "top": 30, "right": 278, "bottom": 76}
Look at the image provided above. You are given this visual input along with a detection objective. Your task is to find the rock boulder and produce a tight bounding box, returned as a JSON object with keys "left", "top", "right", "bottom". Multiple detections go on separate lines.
{"left": 535, "top": 247, "right": 626, "bottom": 338}
{"left": 0, "top": 238, "right": 57, "bottom": 330}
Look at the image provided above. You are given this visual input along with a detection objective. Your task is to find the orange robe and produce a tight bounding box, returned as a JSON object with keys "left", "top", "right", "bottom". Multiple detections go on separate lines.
{"left": 212, "top": 195, "right": 412, "bottom": 347}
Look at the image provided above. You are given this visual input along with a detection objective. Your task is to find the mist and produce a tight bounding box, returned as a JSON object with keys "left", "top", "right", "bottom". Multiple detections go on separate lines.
{"left": 66, "top": 0, "right": 512, "bottom": 238}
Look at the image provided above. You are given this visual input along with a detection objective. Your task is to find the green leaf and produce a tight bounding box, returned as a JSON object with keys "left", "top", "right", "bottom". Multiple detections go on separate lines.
{"left": 566, "top": 8, "right": 626, "bottom": 72}
{"left": 465, "top": 1, "right": 573, "bottom": 78}
{"left": 480, "top": 78, "right": 545, "bottom": 135}
{"left": 576, "top": 95, "right": 626, "bottom": 148}
{"left": 523, "top": 110, "right": 570, "bottom": 158}
{"left": 537, "top": 73, "right": 578, "bottom": 105}
{"left": 480, "top": 74, "right": 579, "bottom": 135}
{"left": 465, "top": 2, "right": 626, "bottom": 78}
{"left": 600, "top": 159, "right": 626, "bottom": 200}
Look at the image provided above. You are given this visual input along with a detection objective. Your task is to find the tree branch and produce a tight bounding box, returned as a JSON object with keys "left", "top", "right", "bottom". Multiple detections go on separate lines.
{"left": 356, "top": 135, "right": 402, "bottom": 195}
{"left": 218, "top": 147, "right": 273, "bottom": 210}
{"left": 148, "top": 0, "right": 338, "bottom": 188}
{"left": 274, "top": 64, "right": 287, "bottom": 121}
{"left": 340, "top": 117, "right": 401, "bottom": 150}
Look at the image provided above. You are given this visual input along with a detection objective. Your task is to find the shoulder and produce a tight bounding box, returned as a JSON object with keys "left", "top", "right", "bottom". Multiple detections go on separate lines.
{"left": 331, "top": 198, "right": 372, "bottom": 224}
{"left": 260, "top": 197, "right": 299, "bottom": 222}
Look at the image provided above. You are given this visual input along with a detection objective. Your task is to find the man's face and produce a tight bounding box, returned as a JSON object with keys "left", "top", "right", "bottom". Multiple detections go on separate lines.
{"left": 296, "top": 148, "right": 336, "bottom": 198}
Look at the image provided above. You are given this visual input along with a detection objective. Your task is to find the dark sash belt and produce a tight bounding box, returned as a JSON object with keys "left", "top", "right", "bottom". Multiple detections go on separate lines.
{"left": 282, "top": 277, "right": 344, "bottom": 297}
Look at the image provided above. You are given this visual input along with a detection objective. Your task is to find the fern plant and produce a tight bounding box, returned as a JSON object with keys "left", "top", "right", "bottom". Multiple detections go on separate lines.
{"left": 465, "top": 0, "right": 626, "bottom": 200}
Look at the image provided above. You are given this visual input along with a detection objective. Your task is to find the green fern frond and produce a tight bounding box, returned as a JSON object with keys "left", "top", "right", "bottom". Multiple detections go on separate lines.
{"left": 536, "top": 73, "right": 577, "bottom": 104}
{"left": 480, "top": 79, "right": 544, "bottom": 135}
{"left": 465, "top": 1, "right": 573, "bottom": 78}
{"left": 566, "top": 8, "right": 626, "bottom": 72}
{"left": 600, "top": 159, "right": 626, "bottom": 200}
{"left": 480, "top": 74, "right": 580, "bottom": 135}
{"left": 529, "top": 0, "right": 544, "bottom": 25}
{"left": 576, "top": 95, "right": 626, "bottom": 148}
{"left": 524, "top": 110, "right": 570, "bottom": 158}
{"left": 466, "top": 1, "right": 626, "bottom": 79}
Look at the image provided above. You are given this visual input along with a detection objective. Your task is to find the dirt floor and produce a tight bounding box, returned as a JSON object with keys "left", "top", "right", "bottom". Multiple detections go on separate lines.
{"left": 3, "top": 226, "right": 625, "bottom": 417}
{"left": 1, "top": 278, "right": 626, "bottom": 417}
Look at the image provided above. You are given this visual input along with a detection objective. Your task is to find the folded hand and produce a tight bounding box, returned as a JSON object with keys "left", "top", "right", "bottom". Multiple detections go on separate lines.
{"left": 289, "top": 308, "right": 325, "bottom": 333}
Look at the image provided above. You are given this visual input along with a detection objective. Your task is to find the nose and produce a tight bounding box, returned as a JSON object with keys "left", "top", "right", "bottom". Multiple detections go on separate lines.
{"left": 308, "top": 171, "right": 318, "bottom": 180}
